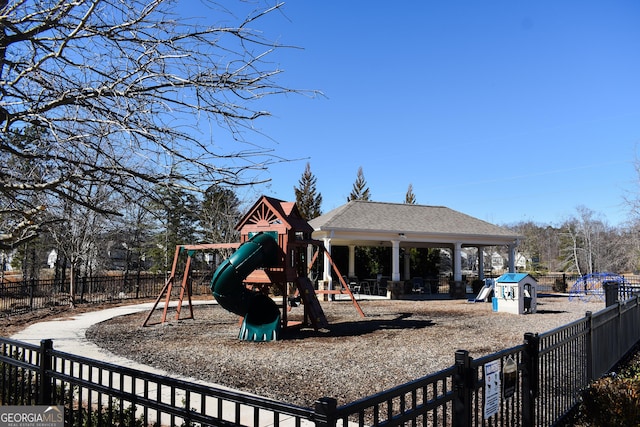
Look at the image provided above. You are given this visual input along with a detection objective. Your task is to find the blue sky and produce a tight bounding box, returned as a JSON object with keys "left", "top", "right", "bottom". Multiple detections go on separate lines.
{"left": 196, "top": 1, "right": 640, "bottom": 227}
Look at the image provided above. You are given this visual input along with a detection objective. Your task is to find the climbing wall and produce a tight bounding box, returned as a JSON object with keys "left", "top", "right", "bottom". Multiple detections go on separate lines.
{"left": 296, "top": 277, "right": 329, "bottom": 329}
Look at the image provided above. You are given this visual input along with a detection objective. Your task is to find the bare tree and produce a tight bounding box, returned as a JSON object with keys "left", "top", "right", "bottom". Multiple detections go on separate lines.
{"left": 560, "top": 206, "right": 610, "bottom": 275}
{"left": 0, "top": 0, "right": 315, "bottom": 249}
{"left": 200, "top": 184, "right": 242, "bottom": 244}
{"left": 46, "top": 181, "right": 113, "bottom": 307}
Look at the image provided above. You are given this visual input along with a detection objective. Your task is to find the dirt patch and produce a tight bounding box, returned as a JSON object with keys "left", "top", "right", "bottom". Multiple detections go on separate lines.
{"left": 85, "top": 295, "right": 603, "bottom": 407}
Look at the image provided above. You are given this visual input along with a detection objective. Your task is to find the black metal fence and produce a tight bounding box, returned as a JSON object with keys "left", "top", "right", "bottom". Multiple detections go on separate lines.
{"left": 2, "top": 295, "right": 640, "bottom": 426}
{"left": 3, "top": 272, "right": 639, "bottom": 319}
{"left": 0, "top": 272, "right": 214, "bottom": 317}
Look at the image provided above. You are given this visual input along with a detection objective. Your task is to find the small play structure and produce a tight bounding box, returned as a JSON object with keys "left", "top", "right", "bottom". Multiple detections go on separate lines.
{"left": 568, "top": 272, "right": 627, "bottom": 303}
{"left": 143, "top": 196, "right": 364, "bottom": 341}
{"left": 470, "top": 278, "right": 495, "bottom": 303}
{"left": 492, "top": 273, "right": 537, "bottom": 314}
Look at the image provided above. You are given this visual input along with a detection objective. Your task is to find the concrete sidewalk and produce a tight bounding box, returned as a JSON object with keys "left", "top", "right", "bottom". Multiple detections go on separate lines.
{"left": 11, "top": 301, "right": 214, "bottom": 373}
{"left": 9, "top": 300, "right": 317, "bottom": 427}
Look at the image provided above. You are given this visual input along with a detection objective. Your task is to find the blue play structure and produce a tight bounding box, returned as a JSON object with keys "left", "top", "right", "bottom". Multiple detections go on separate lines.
{"left": 568, "top": 272, "right": 627, "bottom": 302}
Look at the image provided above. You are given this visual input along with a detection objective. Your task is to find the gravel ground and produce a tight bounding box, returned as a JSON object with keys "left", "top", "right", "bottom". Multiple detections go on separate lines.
{"left": 84, "top": 294, "right": 604, "bottom": 408}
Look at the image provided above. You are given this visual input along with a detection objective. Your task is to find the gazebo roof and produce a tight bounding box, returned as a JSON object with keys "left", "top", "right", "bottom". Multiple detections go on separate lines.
{"left": 309, "top": 200, "right": 520, "bottom": 248}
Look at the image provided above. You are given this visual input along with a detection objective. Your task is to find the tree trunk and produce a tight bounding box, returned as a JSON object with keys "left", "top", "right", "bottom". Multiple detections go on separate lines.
{"left": 69, "top": 262, "right": 76, "bottom": 309}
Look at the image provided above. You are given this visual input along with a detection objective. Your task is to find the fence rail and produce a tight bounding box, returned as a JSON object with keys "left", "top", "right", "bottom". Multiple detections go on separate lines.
{"left": 0, "top": 276, "right": 640, "bottom": 427}
{"left": 2, "top": 294, "right": 640, "bottom": 426}
{"left": 0, "top": 272, "right": 213, "bottom": 318}
{"left": 3, "top": 272, "right": 640, "bottom": 319}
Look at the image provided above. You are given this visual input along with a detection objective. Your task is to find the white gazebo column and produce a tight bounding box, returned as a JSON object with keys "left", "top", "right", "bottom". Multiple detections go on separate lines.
{"left": 477, "top": 246, "right": 485, "bottom": 280}
{"left": 508, "top": 242, "right": 516, "bottom": 273}
{"left": 453, "top": 242, "right": 462, "bottom": 282}
{"left": 323, "top": 237, "right": 332, "bottom": 288}
{"left": 307, "top": 244, "right": 315, "bottom": 280}
{"left": 348, "top": 245, "right": 356, "bottom": 278}
{"left": 391, "top": 240, "right": 401, "bottom": 282}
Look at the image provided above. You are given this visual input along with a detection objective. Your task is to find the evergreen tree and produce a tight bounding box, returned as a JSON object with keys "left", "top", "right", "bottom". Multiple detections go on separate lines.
{"left": 201, "top": 185, "right": 242, "bottom": 243}
{"left": 294, "top": 163, "right": 323, "bottom": 220}
{"left": 148, "top": 185, "right": 200, "bottom": 271}
{"left": 348, "top": 167, "right": 371, "bottom": 201}
{"left": 405, "top": 184, "right": 417, "bottom": 204}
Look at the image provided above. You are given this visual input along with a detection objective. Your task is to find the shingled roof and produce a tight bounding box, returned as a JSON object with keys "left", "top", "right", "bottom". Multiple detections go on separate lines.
{"left": 309, "top": 200, "right": 519, "bottom": 246}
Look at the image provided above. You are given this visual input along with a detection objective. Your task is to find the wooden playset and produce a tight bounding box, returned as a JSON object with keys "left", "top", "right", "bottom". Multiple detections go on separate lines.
{"left": 143, "top": 196, "right": 364, "bottom": 340}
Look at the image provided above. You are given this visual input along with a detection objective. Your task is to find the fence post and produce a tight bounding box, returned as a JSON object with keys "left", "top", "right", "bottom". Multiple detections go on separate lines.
{"left": 38, "top": 339, "right": 53, "bottom": 405}
{"left": 522, "top": 332, "right": 539, "bottom": 427}
{"left": 585, "top": 311, "right": 593, "bottom": 382}
{"left": 314, "top": 397, "right": 337, "bottom": 427}
{"left": 603, "top": 282, "right": 619, "bottom": 307}
{"left": 453, "top": 350, "right": 473, "bottom": 427}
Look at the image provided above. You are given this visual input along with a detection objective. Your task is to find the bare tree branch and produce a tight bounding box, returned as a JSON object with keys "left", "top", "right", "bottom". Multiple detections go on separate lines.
{"left": 1, "top": 0, "right": 319, "bottom": 248}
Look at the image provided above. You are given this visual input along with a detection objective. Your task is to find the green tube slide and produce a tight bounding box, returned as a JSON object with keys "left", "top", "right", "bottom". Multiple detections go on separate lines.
{"left": 210, "top": 232, "right": 281, "bottom": 341}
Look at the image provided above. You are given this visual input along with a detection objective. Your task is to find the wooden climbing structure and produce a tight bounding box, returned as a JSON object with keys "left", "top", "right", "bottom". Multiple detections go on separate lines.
{"left": 143, "top": 195, "right": 364, "bottom": 337}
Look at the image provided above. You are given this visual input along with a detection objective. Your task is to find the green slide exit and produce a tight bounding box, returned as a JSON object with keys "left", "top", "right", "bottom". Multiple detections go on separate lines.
{"left": 210, "top": 232, "right": 282, "bottom": 341}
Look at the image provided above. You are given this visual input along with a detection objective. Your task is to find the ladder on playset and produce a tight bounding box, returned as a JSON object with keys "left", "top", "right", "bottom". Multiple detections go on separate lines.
{"left": 295, "top": 277, "right": 329, "bottom": 329}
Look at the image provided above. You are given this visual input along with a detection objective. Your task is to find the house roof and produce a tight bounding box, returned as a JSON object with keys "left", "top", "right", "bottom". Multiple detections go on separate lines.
{"left": 235, "top": 195, "right": 313, "bottom": 234}
{"left": 308, "top": 200, "right": 520, "bottom": 247}
{"left": 496, "top": 273, "right": 536, "bottom": 283}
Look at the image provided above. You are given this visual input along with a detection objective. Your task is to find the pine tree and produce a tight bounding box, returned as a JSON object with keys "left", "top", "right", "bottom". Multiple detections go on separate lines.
{"left": 148, "top": 185, "right": 201, "bottom": 271}
{"left": 294, "top": 163, "right": 323, "bottom": 220}
{"left": 348, "top": 166, "right": 371, "bottom": 201}
{"left": 405, "top": 184, "right": 417, "bottom": 204}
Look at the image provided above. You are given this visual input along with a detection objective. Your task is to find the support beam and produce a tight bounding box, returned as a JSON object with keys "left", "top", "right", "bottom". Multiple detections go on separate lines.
{"left": 508, "top": 242, "right": 517, "bottom": 273}
{"left": 323, "top": 237, "right": 332, "bottom": 288}
{"left": 391, "top": 240, "right": 400, "bottom": 282}
{"left": 306, "top": 244, "right": 315, "bottom": 280}
{"left": 453, "top": 242, "right": 462, "bottom": 282}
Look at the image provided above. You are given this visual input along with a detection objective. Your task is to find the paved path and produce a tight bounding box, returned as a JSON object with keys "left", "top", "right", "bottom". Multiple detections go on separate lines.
{"left": 9, "top": 300, "right": 319, "bottom": 427}
{"left": 11, "top": 301, "right": 214, "bottom": 373}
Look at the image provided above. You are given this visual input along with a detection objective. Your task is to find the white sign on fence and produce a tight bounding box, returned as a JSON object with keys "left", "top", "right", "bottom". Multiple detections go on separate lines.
{"left": 484, "top": 360, "right": 501, "bottom": 419}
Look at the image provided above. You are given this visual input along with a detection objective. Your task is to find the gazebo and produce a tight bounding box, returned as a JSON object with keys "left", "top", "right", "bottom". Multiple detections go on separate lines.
{"left": 308, "top": 200, "right": 522, "bottom": 292}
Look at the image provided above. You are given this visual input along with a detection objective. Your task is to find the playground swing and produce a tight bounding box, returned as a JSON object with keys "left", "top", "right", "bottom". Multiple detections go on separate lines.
{"left": 142, "top": 234, "right": 364, "bottom": 339}
{"left": 141, "top": 242, "right": 240, "bottom": 327}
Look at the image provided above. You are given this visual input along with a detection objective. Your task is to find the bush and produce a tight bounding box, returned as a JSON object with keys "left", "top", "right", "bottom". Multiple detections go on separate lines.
{"left": 578, "top": 376, "right": 640, "bottom": 426}
{"left": 569, "top": 351, "right": 640, "bottom": 426}
{"left": 552, "top": 277, "right": 567, "bottom": 293}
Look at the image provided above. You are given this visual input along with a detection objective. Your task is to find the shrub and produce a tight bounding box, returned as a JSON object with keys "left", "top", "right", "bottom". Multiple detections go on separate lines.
{"left": 552, "top": 277, "right": 567, "bottom": 293}
{"left": 578, "top": 375, "right": 640, "bottom": 426}
{"left": 570, "top": 351, "right": 640, "bottom": 426}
